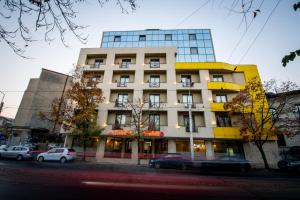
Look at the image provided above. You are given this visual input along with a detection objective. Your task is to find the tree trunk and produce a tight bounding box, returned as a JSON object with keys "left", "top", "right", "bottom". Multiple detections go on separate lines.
{"left": 137, "top": 138, "right": 140, "bottom": 165}
{"left": 257, "top": 144, "right": 270, "bottom": 169}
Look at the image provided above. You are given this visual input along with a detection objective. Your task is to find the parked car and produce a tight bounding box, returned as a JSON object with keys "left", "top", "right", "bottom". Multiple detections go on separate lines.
{"left": 0, "top": 146, "right": 35, "bottom": 161}
{"left": 0, "top": 145, "right": 8, "bottom": 151}
{"left": 194, "top": 156, "right": 251, "bottom": 172}
{"left": 149, "top": 153, "right": 193, "bottom": 170}
{"left": 278, "top": 147, "right": 300, "bottom": 170}
{"left": 37, "top": 148, "right": 77, "bottom": 163}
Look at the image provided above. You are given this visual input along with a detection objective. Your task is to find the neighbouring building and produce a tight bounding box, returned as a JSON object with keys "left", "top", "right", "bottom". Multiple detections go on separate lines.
{"left": 0, "top": 116, "right": 13, "bottom": 145}
{"left": 67, "top": 29, "right": 279, "bottom": 167}
{"left": 267, "top": 90, "right": 300, "bottom": 150}
{"left": 11, "top": 69, "right": 71, "bottom": 146}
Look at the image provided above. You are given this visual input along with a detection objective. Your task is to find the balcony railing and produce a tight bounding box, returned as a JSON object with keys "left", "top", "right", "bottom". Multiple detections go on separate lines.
{"left": 90, "top": 63, "right": 103, "bottom": 68}
{"left": 120, "top": 62, "right": 130, "bottom": 68}
{"left": 149, "top": 61, "right": 160, "bottom": 68}
{"left": 149, "top": 82, "right": 160, "bottom": 87}
{"left": 185, "top": 125, "right": 197, "bottom": 132}
{"left": 117, "top": 82, "right": 129, "bottom": 87}
{"left": 183, "top": 102, "right": 197, "bottom": 108}
{"left": 181, "top": 81, "right": 194, "bottom": 87}
{"left": 114, "top": 100, "right": 128, "bottom": 107}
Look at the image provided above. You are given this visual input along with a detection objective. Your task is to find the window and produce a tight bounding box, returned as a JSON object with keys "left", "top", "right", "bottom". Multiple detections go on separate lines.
{"left": 115, "top": 114, "right": 126, "bottom": 125}
{"left": 181, "top": 75, "right": 192, "bottom": 87}
{"left": 190, "top": 47, "right": 198, "bottom": 55}
{"left": 116, "top": 94, "right": 128, "bottom": 107}
{"left": 182, "top": 94, "right": 193, "bottom": 107}
{"left": 114, "top": 36, "right": 121, "bottom": 42}
{"left": 165, "top": 34, "right": 172, "bottom": 41}
{"left": 213, "top": 75, "right": 224, "bottom": 82}
{"left": 293, "top": 104, "right": 300, "bottom": 119}
{"left": 139, "top": 35, "right": 146, "bottom": 41}
{"left": 120, "top": 58, "right": 131, "bottom": 68}
{"left": 183, "top": 115, "right": 196, "bottom": 132}
{"left": 149, "top": 94, "right": 160, "bottom": 107}
{"left": 189, "top": 34, "right": 196, "bottom": 40}
{"left": 149, "top": 114, "right": 160, "bottom": 130}
{"left": 215, "top": 94, "right": 227, "bottom": 103}
{"left": 216, "top": 113, "right": 232, "bottom": 127}
{"left": 94, "top": 59, "right": 103, "bottom": 68}
{"left": 269, "top": 108, "right": 277, "bottom": 121}
{"left": 118, "top": 76, "right": 129, "bottom": 87}
{"left": 149, "top": 75, "right": 160, "bottom": 87}
{"left": 150, "top": 58, "right": 160, "bottom": 68}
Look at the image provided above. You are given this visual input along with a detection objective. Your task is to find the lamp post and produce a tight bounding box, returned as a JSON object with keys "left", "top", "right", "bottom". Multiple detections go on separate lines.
{"left": 188, "top": 82, "right": 194, "bottom": 161}
{"left": 0, "top": 91, "right": 5, "bottom": 115}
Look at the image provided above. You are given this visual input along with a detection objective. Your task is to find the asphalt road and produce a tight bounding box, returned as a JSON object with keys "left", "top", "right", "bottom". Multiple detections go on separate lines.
{"left": 0, "top": 160, "right": 300, "bottom": 200}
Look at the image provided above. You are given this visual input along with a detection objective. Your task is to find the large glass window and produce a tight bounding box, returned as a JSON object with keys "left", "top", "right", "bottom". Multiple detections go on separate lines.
{"left": 212, "top": 75, "right": 224, "bottom": 82}
{"left": 165, "top": 34, "right": 172, "bottom": 41}
{"left": 105, "top": 137, "right": 123, "bottom": 158}
{"left": 149, "top": 94, "right": 160, "bottom": 107}
{"left": 115, "top": 114, "right": 126, "bottom": 125}
{"left": 116, "top": 94, "right": 128, "bottom": 107}
{"left": 215, "top": 94, "right": 227, "bottom": 103}
{"left": 216, "top": 113, "right": 232, "bottom": 127}
{"left": 183, "top": 115, "right": 196, "bottom": 132}
{"left": 181, "top": 75, "right": 192, "bottom": 87}
{"left": 119, "top": 75, "right": 129, "bottom": 87}
{"left": 293, "top": 104, "right": 300, "bottom": 119}
{"left": 114, "top": 36, "right": 121, "bottom": 42}
{"left": 189, "top": 34, "right": 196, "bottom": 40}
{"left": 190, "top": 47, "right": 198, "bottom": 55}
{"left": 213, "top": 141, "right": 245, "bottom": 159}
{"left": 120, "top": 58, "right": 131, "bottom": 68}
{"left": 149, "top": 58, "right": 160, "bottom": 68}
{"left": 149, "top": 114, "right": 160, "bottom": 130}
{"left": 139, "top": 35, "right": 146, "bottom": 41}
{"left": 149, "top": 75, "right": 160, "bottom": 87}
{"left": 93, "top": 59, "right": 103, "bottom": 68}
{"left": 182, "top": 94, "right": 193, "bottom": 107}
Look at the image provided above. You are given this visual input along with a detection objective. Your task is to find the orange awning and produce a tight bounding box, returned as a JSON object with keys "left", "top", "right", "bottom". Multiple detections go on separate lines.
{"left": 142, "top": 131, "right": 164, "bottom": 137}
{"left": 109, "top": 130, "right": 132, "bottom": 136}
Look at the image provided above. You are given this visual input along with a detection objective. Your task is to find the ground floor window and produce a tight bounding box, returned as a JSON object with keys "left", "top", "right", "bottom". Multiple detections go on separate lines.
{"left": 213, "top": 140, "right": 245, "bottom": 159}
{"left": 105, "top": 137, "right": 123, "bottom": 158}
{"left": 176, "top": 139, "right": 206, "bottom": 160}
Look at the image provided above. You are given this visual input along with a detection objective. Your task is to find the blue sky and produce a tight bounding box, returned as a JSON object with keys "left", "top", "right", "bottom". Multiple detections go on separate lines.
{"left": 0, "top": 0, "right": 299, "bottom": 118}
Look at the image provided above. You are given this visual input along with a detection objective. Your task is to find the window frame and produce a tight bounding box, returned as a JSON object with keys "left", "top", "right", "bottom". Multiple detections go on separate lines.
{"left": 114, "top": 35, "right": 121, "bottom": 42}
{"left": 165, "top": 34, "right": 172, "bottom": 41}
{"left": 190, "top": 47, "right": 198, "bottom": 55}
{"left": 139, "top": 35, "right": 146, "bottom": 41}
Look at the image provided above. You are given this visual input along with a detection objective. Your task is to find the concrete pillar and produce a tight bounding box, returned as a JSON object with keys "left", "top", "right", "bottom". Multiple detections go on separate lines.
{"left": 168, "top": 139, "right": 176, "bottom": 153}
{"left": 131, "top": 140, "right": 138, "bottom": 160}
{"left": 152, "top": 139, "right": 155, "bottom": 158}
{"left": 64, "top": 134, "right": 73, "bottom": 148}
{"left": 96, "top": 138, "right": 105, "bottom": 161}
{"left": 121, "top": 138, "right": 126, "bottom": 158}
{"left": 205, "top": 140, "right": 214, "bottom": 160}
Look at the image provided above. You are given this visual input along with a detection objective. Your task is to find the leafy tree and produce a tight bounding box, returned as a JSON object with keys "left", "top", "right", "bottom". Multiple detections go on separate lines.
{"left": 40, "top": 66, "right": 105, "bottom": 161}
{"left": 224, "top": 77, "right": 299, "bottom": 169}
{"left": 0, "top": 0, "right": 137, "bottom": 57}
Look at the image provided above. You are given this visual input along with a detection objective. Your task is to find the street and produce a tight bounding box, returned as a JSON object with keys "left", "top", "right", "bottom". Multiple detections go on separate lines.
{"left": 0, "top": 160, "right": 300, "bottom": 200}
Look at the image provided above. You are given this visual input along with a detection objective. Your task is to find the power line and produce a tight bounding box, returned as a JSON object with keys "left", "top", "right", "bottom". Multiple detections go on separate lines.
{"left": 174, "top": 0, "right": 211, "bottom": 28}
{"left": 238, "top": 0, "right": 281, "bottom": 63}
{"left": 227, "top": 0, "right": 265, "bottom": 62}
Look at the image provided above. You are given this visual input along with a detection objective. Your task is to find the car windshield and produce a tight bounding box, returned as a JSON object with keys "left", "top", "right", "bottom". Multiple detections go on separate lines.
{"left": 68, "top": 149, "right": 75, "bottom": 152}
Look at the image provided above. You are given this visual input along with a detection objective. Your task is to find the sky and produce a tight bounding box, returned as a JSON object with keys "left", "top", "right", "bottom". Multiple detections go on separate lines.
{"left": 0, "top": 0, "right": 299, "bottom": 118}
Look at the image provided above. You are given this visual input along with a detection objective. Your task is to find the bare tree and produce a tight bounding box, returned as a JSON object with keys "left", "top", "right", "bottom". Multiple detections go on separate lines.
{"left": 0, "top": 0, "right": 138, "bottom": 57}
{"left": 117, "top": 98, "right": 163, "bottom": 165}
{"left": 224, "top": 77, "right": 299, "bottom": 169}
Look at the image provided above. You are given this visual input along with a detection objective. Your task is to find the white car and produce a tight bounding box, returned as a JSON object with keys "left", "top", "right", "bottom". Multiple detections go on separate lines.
{"left": 37, "top": 148, "right": 76, "bottom": 163}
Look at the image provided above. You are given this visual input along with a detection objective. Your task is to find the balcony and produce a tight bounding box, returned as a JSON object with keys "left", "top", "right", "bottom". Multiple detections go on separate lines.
{"left": 114, "top": 100, "right": 128, "bottom": 108}
{"left": 213, "top": 127, "right": 243, "bottom": 139}
{"left": 210, "top": 102, "right": 227, "bottom": 111}
{"left": 117, "top": 82, "right": 129, "bottom": 87}
{"left": 208, "top": 82, "right": 244, "bottom": 92}
{"left": 185, "top": 125, "right": 198, "bottom": 133}
{"left": 181, "top": 82, "right": 194, "bottom": 87}
{"left": 149, "top": 81, "right": 160, "bottom": 88}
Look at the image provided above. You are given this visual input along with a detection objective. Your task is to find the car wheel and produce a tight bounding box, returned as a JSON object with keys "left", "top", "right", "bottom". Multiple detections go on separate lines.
{"left": 38, "top": 156, "right": 44, "bottom": 162}
{"left": 16, "top": 155, "right": 23, "bottom": 161}
{"left": 278, "top": 161, "right": 288, "bottom": 170}
{"left": 60, "top": 157, "right": 67, "bottom": 164}
{"left": 155, "top": 163, "right": 160, "bottom": 169}
{"left": 181, "top": 164, "right": 187, "bottom": 170}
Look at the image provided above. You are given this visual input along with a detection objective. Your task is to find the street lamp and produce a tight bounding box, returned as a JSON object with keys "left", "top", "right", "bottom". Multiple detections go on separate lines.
{"left": 188, "top": 82, "right": 194, "bottom": 161}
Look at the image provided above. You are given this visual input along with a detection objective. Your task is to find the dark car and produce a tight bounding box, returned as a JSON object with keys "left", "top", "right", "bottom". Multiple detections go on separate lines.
{"left": 194, "top": 156, "right": 251, "bottom": 172}
{"left": 278, "top": 147, "right": 300, "bottom": 170}
{"left": 149, "top": 153, "right": 193, "bottom": 170}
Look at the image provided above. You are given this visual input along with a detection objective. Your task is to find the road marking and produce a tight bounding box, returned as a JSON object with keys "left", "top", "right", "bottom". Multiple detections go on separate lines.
{"left": 82, "top": 181, "right": 222, "bottom": 191}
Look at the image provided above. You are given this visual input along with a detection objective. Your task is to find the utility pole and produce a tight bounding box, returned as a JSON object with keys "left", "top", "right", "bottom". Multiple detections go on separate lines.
{"left": 188, "top": 82, "right": 194, "bottom": 161}
{"left": 0, "top": 91, "right": 5, "bottom": 115}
